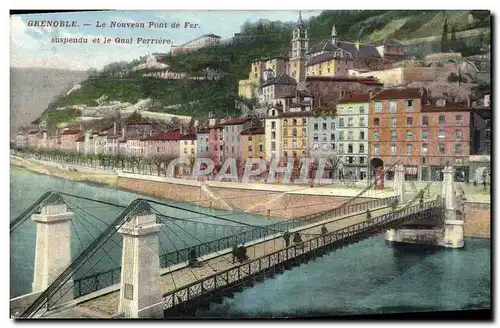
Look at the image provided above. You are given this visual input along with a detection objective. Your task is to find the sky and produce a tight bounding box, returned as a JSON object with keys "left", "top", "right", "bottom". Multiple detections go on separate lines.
{"left": 10, "top": 10, "right": 321, "bottom": 71}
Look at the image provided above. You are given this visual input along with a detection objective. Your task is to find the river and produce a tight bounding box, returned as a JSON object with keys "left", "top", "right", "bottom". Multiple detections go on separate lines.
{"left": 10, "top": 167, "right": 491, "bottom": 316}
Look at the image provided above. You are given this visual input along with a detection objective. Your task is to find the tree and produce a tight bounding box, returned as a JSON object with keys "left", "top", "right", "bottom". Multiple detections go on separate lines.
{"left": 450, "top": 26, "right": 458, "bottom": 52}
{"left": 325, "top": 154, "right": 341, "bottom": 180}
{"left": 441, "top": 19, "right": 449, "bottom": 52}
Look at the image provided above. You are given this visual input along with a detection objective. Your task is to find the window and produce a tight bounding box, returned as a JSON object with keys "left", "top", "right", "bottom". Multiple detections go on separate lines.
{"left": 284, "top": 151, "right": 288, "bottom": 157}
{"left": 455, "top": 130, "right": 462, "bottom": 140}
{"left": 322, "top": 134, "right": 328, "bottom": 142}
{"left": 248, "top": 136, "right": 253, "bottom": 141}
{"left": 292, "top": 139, "right": 298, "bottom": 149}
{"left": 374, "top": 144, "right": 380, "bottom": 155}
{"left": 422, "top": 143, "right": 428, "bottom": 153}
{"left": 373, "top": 131, "right": 380, "bottom": 141}
{"left": 292, "top": 128, "right": 297, "bottom": 137}
{"left": 322, "top": 123, "right": 327, "bottom": 130}
{"left": 348, "top": 131, "right": 353, "bottom": 140}
{"left": 391, "top": 144, "right": 397, "bottom": 154}
{"left": 271, "top": 121, "right": 276, "bottom": 129}
{"left": 330, "top": 133, "right": 335, "bottom": 141}
{"left": 331, "top": 122, "right": 336, "bottom": 129}
{"left": 283, "top": 119, "right": 288, "bottom": 127}
{"left": 406, "top": 99, "right": 413, "bottom": 109}
{"left": 271, "top": 131, "right": 276, "bottom": 139}
{"left": 220, "top": 145, "right": 223, "bottom": 150}
{"left": 438, "top": 129, "right": 445, "bottom": 139}
{"left": 302, "top": 127, "right": 307, "bottom": 134}
{"left": 389, "top": 100, "right": 397, "bottom": 113}
{"left": 406, "top": 131, "right": 413, "bottom": 141}
{"left": 439, "top": 115, "right": 445, "bottom": 125}
{"left": 438, "top": 143, "right": 445, "bottom": 154}
{"left": 302, "top": 118, "right": 307, "bottom": 125}
{"left": 331, "top": 143, "right": 336, "bottom": 150}
{"left": 374, "top": 101, "right": 382, "bottom": 112}
{"left": 359, "top": 144, "right": 365, "bottom": 153}
{"left": 156, "top": 146, "right": 160, "bottom": 152}
{"left": 284, "top": 139, "right": 288, "bottom": 146}
{"left": 322, "top": 143, "right": 328, "bottom": 150}
{"left": 283, "top": 128, "right": 288, "bottom": 135}
{"left": 339, "top": 143, "right": 344, "bottom": 153}
{"left": 338, "top": 118, "right": 344, "bottom": 127}
{"left": 293, "top": 119, "right": 297, "bottom": 126}
{"left": 191, "top": 148, "right": 195, "bottom": 154}
{"left": 422, "top": 116, "right": 429, "bottom": 126}
{"left": 422, "top": 130, "right": 428, "bottom": 141}
{"left": 313, "top": 134, "right": 319, "bottom": 142}
{"left": 360, "top": 131, "right": 365, "bottom": 140}
{"left": 407, "top": 117, "right": 413, "bottom": 126}
{"left": 338, "top": 131, "right": 344, "bottom": 140}
{"left": 455, "top": 115, "right": 462, "bottom": 126}
{"left": 359, "top": 106, "right": 365, "bottom": 115}
{"left": 407, "top": 144, "right": 413, "bottom": 155}
{"left": 455, "top": 143, "right": 462, "bottom": 154}
{"left": 422, "top": 157, "right": 426, "bottom": 164}
{"left": 390, "top": 130, "right": 396, "bottom": 141}
{"left": 348, "top": 107, "right": 353, "bottom": 114}
{"left": 259, "top": 144, "right": 263, "bottom": 152}
{"left": 374, "top": 118, "right": 380, "bottom": 126}
{"left": 390, "top": 117, "right": 396, "bottom": 127}
{"left": 271, "top": 142, "right": 276, "bottom": 151}
{"left": 348, "top": 117, "right": 354, "bottom": 127}
{"left": 348, "top": 144, "right": 353, "bottom": 154}
{"left": 360, "top": 117, "right": 366, "bottom": 127}
{"left": 248, "top": 145, "right": 253, "bottom": 152}
{"left": 348, "top": 156, "right": 354, "bottom": 164}
{"left": 314, "top": 123, "right": 319, "bottom": 130}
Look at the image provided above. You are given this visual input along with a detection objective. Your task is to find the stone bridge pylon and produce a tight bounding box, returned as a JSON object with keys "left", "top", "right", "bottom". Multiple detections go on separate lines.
{"left": 386, "top": 164, "right": 464, "bottom": 249}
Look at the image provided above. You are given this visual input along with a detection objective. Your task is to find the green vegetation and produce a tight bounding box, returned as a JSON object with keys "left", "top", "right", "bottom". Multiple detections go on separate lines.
{"left": 44, "top": 108, "right": 82, "bottom": 126}
{"left": 45, "top": 10, "right": 490, "bottom": 126}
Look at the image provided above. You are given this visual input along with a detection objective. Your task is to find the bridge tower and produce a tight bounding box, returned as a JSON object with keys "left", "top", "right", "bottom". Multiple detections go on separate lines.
{"left": 32, "top": 193, "right": 75, "bottom": 305}
{"left": 393, "top": 163, "right": 405, "bottom": 202}
{"left": 440, "top": 164, "right": 464, "bottom": 248}
{"left": 117, "top": 200, "right": 163, "bottom": 318}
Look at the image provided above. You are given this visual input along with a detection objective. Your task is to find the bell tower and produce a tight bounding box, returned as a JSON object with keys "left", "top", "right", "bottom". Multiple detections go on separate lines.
{"left": 290, "top": 11, "right": 309, "bottom": 83}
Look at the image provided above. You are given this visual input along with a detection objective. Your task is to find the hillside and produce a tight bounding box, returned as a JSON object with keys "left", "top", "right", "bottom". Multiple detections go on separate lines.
{"left": 10, "top": 67, "right": 88, "bottom": 137}
{"left": 43, "top": 10, "right": 490, "bottom": 127}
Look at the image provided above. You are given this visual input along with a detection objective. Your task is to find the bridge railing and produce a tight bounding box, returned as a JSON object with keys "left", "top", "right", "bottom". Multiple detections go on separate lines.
{"left": 72, "top": 196, "right": 397, "bottom": 299}
{"left": 161, "top": 199, "right": 442, "bottom": 311}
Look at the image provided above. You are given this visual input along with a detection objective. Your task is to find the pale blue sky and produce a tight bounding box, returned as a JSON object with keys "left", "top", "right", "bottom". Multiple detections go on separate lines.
{"left": 10, "top": 10, "right": 321, "bottom": 70}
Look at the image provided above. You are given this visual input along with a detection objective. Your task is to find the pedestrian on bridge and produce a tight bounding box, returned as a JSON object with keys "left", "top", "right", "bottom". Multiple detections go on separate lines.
{"left": 188, "top": 248, "right": 201, "bottom": 267}
{"left": 283, "top": 230, "right": 291, "bottom": 248}
{"left": 321, "top": 225, "right": 328, "bottom": 244}
{"left": 293, "top": 232, "right": 303, "bottom": 250}
{"left": 232, "top": 242, "right": 239, "bottom": 264}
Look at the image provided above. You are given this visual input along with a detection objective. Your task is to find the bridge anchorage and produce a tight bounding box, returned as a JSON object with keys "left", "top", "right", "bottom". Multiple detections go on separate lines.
{"left": 386, "top": 163, "right": 464, "bottom": 248}
{"left": 10, "top": 161, "right": 464, "bottom": 319}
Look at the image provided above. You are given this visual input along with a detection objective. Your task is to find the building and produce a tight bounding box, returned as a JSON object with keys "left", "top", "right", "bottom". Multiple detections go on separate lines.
{"left": 470, "top": 93, "right": 491, "bottom": 155}
{"left": 305, "top": 76, "right": 383, "bottom": 108}
{"left": 208, "top": 123, "right": 224, "bottom": 166}
{"left": 142, "top": 129, "right": 182, "bottom": 158}
{"left": 179, "top": 133, "right": 197, "bottom": 158}
{"left": 261, "top": 73, "right": 297, "bottom": 105}
{"left": 368, "top": 88, "right": 471, "bottom": 181}
{"left": 239, "top": 56, "right": 290, "bottom": 101}
{"left": 106, "top": 135, "right": 121, "bottom": 155}
{"left": 264, "top": 104, "right": 284, "bottom": 162}
{"left": 281, "top": 104, "right": 314, "bottom": 159}
{"left": 59, "top": 129, "right": 81, "bottom": 152}
{"left": 126, "top": 137, "right": 145, "bottom": 157}
{"left": 310, "top": 93, "right": 370, "bottom": 180}
{"left": 289, "top": 11, "right": 309, "bottom": 83}
{"left": 122, "top": 122, "right": 153, "bottom": 138}
{"left": 221, "top": 117, "right": 253, "bottom": 161}
{"left": 171, "top": 33, "right": 221, "bottom": 56}
{"left": 26, "top": 130, "right": 40, "bottom": 149}
{"left": 15, "top": 132, "right": 27, "bottom": 149}
{"left": 240, "top": 126, "right": 266, "bottom": 163}
{"left": 196, "top": 128, "right": 210, "bottom": 158}
{"left": 76, "top": 136, "right": 85, "bottom": 153}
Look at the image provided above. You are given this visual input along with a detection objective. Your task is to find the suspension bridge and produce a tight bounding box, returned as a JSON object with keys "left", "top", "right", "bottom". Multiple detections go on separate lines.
{"left": 10, "top": 163, "right": 465, "bottom": 319}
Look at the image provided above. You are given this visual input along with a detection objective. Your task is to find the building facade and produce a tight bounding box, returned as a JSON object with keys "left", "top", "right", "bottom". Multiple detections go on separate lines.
{"left": 196, "top": 129, "right": 210, "bottom": 158}
{"left": 240, "top": 126, "right": 266, "bottom": 162}
{"left": 180, "top": 133, "right": 197, "bottom": 158}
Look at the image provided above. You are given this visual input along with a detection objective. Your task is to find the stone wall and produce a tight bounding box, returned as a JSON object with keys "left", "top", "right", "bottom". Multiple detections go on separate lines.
{"left": 463, "top": 201, "right": 490, "bottom": 238}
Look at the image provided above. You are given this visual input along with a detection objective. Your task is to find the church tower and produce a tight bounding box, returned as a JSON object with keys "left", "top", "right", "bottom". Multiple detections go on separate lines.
{"left": 290, "top": 11, "right": 309, "bottom": 83}
{"left": 331, "top": 24, "right": 338, "bottom": 45}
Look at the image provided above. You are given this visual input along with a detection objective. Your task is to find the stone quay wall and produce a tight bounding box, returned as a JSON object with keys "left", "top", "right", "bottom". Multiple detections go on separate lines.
{"left": 463, "top": 201, "right": 491, "bottom": 238}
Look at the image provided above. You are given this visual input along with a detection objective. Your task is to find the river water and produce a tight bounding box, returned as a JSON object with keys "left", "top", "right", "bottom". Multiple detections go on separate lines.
{"left": 10, "top": 167, "right": 491, "bottom": 316}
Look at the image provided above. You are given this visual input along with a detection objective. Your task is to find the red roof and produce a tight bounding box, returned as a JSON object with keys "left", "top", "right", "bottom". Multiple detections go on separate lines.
{"left": 372, "top": 88, "right": 422, "bottom": 100}
{"left": 180, "top": 133, "right": 197, "bottom": 140}
{"left": 31, "top": 118, "right": 41, "bottom": 125}
{"left": 60, "top": 129, "right": 80, "bottom": 135}
{"left": 338, "top": 93, "right": 371, "bottom": 103}
{"left": 212, "top": 117, "right": 252, "bottom": 128}
{"left": 422, "top": 101, "right": 471, "bottom": 112}
{"left": 280, "top": 111, "right": 314, "bottom": 118}
{"left": 28, "top": 130, "right": 38, "bottom": 135}
{"left": 143, "top": 131, "right": 181, "bottom": 141}
{"left": 119, "top": 140, "right": 127, "bottom": 143}
{"left": 240, "top": 126, "right": 265, "bottom": 135}
{"left": 99, "top": 124, "right": 115, "bottom": 132}
{"left": 76, "top": 136, "right": 85, "bottom": 142}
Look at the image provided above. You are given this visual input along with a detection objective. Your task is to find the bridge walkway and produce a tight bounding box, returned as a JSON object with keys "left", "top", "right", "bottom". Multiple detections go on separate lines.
{"left": 68, "top": 202, "right": 398, "bottom": 317}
